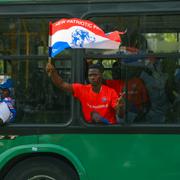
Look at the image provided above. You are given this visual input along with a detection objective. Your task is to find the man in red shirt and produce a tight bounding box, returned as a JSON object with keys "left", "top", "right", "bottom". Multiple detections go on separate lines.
{"left": 105, "top": 61, "right": 149, "bottom": 122}
{"left": 46, "top": 63, "right": 120, "bottom": 124}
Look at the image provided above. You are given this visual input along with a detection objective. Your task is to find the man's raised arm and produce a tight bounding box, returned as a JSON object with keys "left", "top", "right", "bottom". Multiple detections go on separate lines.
{"left": 46, "top": 62, "right": 73, "bottom": 93}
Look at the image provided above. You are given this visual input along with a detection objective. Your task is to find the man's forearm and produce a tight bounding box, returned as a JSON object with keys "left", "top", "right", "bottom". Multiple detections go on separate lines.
{"left": 51, "top": 69, "right": 64, "bottom": 88}
{"left": 46, "top": 62, "right": 73, "bottom": 92}
{"left": 50, "top": 69, "right": 73, "bottom": 93}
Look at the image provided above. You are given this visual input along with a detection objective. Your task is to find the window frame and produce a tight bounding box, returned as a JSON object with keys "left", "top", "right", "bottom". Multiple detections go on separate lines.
{"left": 1, "top": 1, "right": 180, "bottom": 135}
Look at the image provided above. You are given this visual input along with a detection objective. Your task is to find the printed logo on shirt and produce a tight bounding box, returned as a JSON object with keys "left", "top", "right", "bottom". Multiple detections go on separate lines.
{"left": 101, "top": 97, "right": 107, "bottom": 102}
{"left": 87, "top": 103, "right": 108, "bottom": 109}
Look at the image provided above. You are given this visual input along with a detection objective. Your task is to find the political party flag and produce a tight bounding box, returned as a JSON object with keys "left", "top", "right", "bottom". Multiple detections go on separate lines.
{"left": 49, "top": 18, "right": 124, "bottom": 57}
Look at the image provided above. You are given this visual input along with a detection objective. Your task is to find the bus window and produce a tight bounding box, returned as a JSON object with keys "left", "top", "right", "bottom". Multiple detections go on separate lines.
{"left": 2, "top": 1, "right": 180, "bottom": 180}
{"left": 0, "top": 17, "right": 72, "bottom": 124}
{"left": 14, "top": 57, "right": 72, "bottom": 124}
{"left": 86, "top": 14, "right": 180, "bottom": 124}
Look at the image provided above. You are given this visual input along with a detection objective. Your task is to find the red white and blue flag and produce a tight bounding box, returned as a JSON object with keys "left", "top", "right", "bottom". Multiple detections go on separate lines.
{"left": 49, "top": 18, "right": 124, "bottom": 57}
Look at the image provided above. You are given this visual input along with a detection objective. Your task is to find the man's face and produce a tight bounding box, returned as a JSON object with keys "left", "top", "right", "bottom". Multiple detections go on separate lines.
{"left": 88, "top": 68, "right": 102, "bottom": 86}
{"left": 0, "top": 89, "right": 9, "bottom": 98}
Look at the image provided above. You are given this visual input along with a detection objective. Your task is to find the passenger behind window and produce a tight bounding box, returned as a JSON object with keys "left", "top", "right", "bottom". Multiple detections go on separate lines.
{"left": 140, "top": 58, "right": 171, "bottom": 123}
{"left": 172, "top": 68, "right": 180, "bottom": 122}
{"left": 0, "top": 76, "right": 16, "bottom": 125}
{"left": 46, "top": 62, "right": 122, "bottom": 125}
{"left": 106, "top": 61, "right": 149, "bottom": 123}
{"left": 166, "top": 67, "right": 180, "bottom": 123}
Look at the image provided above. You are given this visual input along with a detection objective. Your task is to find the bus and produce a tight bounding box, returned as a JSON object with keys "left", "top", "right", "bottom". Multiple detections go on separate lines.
{"left": 0, "top": 0, "right": 180, "bottom": 179}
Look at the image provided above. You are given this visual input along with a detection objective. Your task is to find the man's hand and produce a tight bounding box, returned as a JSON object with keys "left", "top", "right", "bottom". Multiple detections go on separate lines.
{"left": 91, "top": 111, "right": 110, "bottom": 124}
{"left": 46, "top": 62, "right": 56, "bottom": 76}
{"left": 91, "top": 111, "right": 101, "bottom": 123}
{"left": 115, "top": 95, "right": 125, "bottom": 114}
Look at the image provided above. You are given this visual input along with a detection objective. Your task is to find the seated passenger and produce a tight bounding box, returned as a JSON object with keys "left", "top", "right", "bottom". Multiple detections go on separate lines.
{"left": 46, "top": 62, "right": 121, "bottom": 125}
{"left": 0, "top": 77, "right": 16, "bottom": 125}
{"left": 172, "top": 68, "right": 180, "bottom": 122}
{"left": 166, "top": 67, "right": 180, "bottom": 122}
{"left": 140, "top": 58, "right": 171, "bottom": 123}
{"left": 106, "top": 61, "right": 149, "bottom": 123}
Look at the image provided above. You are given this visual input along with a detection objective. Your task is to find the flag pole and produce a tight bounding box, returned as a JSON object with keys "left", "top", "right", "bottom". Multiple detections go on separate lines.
{"left": 48, "top": 57, "right": 51, "bottom": 63}
{"left": 48, "top": 21, "right": 52, "bottom": 64}
{"left": 48, "top": 21, "right": 52, "bottom": 76}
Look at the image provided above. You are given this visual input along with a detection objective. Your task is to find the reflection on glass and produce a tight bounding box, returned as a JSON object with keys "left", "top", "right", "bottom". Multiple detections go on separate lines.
{"left": 15, "top": 58, "right": 72, "bottom": 124}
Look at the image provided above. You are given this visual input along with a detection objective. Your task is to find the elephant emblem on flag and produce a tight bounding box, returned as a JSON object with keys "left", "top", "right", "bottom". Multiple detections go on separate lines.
{"left": 71, "top": 29, "right": 96, "bottom": 48}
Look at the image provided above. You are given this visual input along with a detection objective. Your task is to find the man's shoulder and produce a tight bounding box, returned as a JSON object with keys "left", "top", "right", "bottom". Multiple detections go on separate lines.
{"left": 72, "top": 83, "right": 90, "bottom": 87}
{"left": 102, "top": 84, "right": 118, "bottom": 94}
{"left": 72, "top": 83, "right": 91, "bottom": 92}
{"left": 106, "top": 79, "right": 124, "bottom": 86}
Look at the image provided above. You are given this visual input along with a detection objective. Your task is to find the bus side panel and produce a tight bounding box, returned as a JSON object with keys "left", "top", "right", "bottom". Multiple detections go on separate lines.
{"left": 0, "top": 136, "right": 87, "bottom": 180}
{"left": 39, "top": 134, "right": 180, "bottom": 180}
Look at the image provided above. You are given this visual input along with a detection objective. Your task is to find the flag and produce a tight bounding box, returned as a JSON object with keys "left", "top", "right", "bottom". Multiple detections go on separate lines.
{"left": 49, "top": 18, "right": 124, "bottom": 57}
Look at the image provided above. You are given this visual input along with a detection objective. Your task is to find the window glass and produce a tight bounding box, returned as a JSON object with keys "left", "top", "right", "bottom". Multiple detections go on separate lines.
{"left": 85, "top": 14, "right": 180, "bottom": 124}
{"left": 14, "top": 58, "right": 72, "bottom": 124}
{"left": 0, "top": 17, "right": 72, "bottom": 124}
{"left": 86, "top": 15, "right": 180, "bottom": 55}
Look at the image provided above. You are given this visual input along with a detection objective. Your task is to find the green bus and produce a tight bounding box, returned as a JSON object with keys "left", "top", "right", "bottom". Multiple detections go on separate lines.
{"left": 0, "top": 0, "right": 180, "bottom": 179}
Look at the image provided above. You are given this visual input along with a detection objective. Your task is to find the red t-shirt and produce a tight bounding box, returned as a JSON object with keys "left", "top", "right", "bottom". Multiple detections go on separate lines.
{"left": 126, "top": 77, "right": 149, "bottom": 110}
{"left": 72, "top": 83, "right": 118, "bottom": 124}
{"left": 106, "top": 78, "right": 149, "bottom": 111}
{"left": 106, "top": 79, "right": 125, "bottom": 95}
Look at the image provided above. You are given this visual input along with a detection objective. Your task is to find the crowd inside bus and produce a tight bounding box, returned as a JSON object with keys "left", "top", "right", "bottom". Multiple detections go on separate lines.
{"left": 45, "top": 46, "right": 180, "bottom": 125}
{"left": 1, "top": 40, "right": 180, "bottom": 125}
{"left": 0, "top": 14, "right": 179, "bottom": 126}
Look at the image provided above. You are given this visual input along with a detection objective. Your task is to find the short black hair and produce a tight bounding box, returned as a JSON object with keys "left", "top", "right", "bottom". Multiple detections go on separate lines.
{"left": 88, "top": 63, "right": 104, "bottom": 73}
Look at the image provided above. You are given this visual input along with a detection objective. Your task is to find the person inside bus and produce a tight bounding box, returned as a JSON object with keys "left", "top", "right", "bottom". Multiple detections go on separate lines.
{"left": 172, "top": 68, "right": 180, "bottom": 122}
{"left": 0, "top": 77, "right": 16, "bottom": 125}
{"left": 105, "top": 61, "right": 150, "bottom": 123}
{"left": 166, "top": 67, "right": 180, "bottom": 123}
{"left": 140, "top": 57, "right": 171, "bottom": 123}
{"left": 46, "top": 62, "right": 121, "bottom": 125}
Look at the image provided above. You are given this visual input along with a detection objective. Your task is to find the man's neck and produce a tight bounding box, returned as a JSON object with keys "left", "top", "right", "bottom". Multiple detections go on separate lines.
{"left": 92, "top": 84, "right": 102, "bottom": 93}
